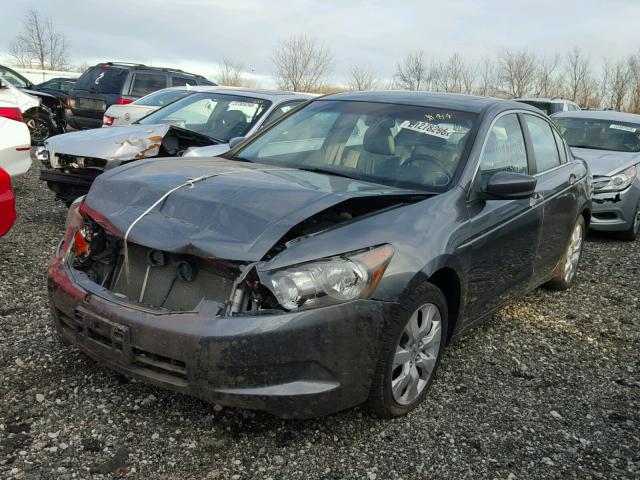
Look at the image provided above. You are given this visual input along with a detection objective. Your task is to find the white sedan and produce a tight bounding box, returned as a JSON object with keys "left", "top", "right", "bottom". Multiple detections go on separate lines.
{"left": 0, "top": 99, "right": 31, "bottom": 177}
{"left": 102, "top": 87, "right": 194, "bottom": 127}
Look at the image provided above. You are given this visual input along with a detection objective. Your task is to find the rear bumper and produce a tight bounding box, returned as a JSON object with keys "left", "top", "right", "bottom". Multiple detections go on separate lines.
{"left": 590, "top": 182, "right": 640, "bottom": 231}
{"left": 48, "top": 253, "right": 392, "bottom": 418}
{"left": 66, "top": 111, "right": 103, "bottom": 130}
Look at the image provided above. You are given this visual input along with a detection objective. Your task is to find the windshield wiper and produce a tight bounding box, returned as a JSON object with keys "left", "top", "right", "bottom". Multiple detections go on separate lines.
{"left": 230, "top": 156, "right": 253, "bottom": 163}
{"left": 165, "top": 124, "right": 224, "bottom": 144}
{"left": 295, "top": 166, "right": 359, "bottom": 180}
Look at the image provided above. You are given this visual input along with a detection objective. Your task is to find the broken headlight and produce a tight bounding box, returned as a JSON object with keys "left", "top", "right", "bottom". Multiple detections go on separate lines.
{"left": 259, "top": 245, "right": 394, "bottom": 311}
{"left": 594, "top": 165, "right": 637, "bottom": 192}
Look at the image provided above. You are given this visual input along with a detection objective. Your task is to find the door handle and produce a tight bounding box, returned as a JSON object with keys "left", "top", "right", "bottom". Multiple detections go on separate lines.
{"left": 568, "top": 174, "right": 576, "bottom": 185}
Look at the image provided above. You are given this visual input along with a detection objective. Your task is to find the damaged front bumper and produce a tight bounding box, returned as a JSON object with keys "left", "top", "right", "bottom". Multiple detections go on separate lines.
{"left": 590, "top": 182, "right": 640, "bottom": 231}
{"left": 40, "top": 168, "right": 100, "bottom": 204}
{"left": 48, "top": 247, "right": 392, "bottom": 418}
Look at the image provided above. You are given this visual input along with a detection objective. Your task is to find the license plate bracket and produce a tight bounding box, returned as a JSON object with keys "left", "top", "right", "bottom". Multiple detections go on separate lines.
{"left": 75, "top": 307, "right": 132, "bottom": 364}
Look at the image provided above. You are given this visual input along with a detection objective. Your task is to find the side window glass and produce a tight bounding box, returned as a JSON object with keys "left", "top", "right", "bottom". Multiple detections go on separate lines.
{"left": 129, "top": 73, "right": 167, "bottom": 97}
{"left": 478, "top": 114, "right": 528, "bottom": 186}
{"left": 524, "top": 115, "right": 561, "bottom": 173}
{"left": 172, "top": 76, "right": 196, "bottom": 87}
{"left": 261, "top": 101, "right": 303, "bottom": 127}
{"left": 552, "top": 128, "right": 568, "bottom": 163}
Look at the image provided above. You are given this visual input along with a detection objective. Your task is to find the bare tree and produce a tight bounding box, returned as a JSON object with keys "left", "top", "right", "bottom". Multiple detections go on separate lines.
{"left": 9, "top": 9, "right": 70, "bottom": 70}
{"left": 435, "top": 53, "right": 474, "bottom": 94}
{"left": 626, "top": 53, "right": 640, "bottom": 113}
{"left": 272, "top": 35, "right": 332, "bottom": 92}
{"left": 606, "top": 59, "right": 631, "bottom": 111}
{"left": 475, "top": 57, "right": 496, "bottom": 97}
{"left": 563, "top": 48, "right": 591, "bottom": 102}
{"left": 217, "top": 57, "right": 254, "bottom": 87}
{"left": 394, "top": 50, "right": 432, "bottom": 90}
{"left": 534, "top": 54, "right": 561, "bottom": 98}
{"left": 497, "top": 49, "right": 537, "bottom": 97}
{"left": 348, "top": 64, "right": 377, "bottom": 91}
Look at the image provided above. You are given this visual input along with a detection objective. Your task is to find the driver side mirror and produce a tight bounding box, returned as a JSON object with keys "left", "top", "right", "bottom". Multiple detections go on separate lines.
{"left": 228, "top": 136, "right": 246, "bottom": 149}
{"left": 483, "top": 171, "right": 537, "bottom": 199}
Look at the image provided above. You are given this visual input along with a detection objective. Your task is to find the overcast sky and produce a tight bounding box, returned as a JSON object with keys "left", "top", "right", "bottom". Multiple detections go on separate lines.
{"left": 2, "top": 0, "right": 639, "bottom": 86}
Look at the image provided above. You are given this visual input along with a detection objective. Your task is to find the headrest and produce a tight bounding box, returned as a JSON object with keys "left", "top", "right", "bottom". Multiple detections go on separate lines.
{"left": 223, "top": 110, "right": 246, "bottom": 124}
{"left": 363, "top": 123, "right": 395, "bottom": 155}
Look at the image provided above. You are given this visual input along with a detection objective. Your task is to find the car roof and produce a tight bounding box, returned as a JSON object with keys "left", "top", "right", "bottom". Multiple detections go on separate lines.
{"left": 516, "top": 97, "right": 576, "bottom": 104}
{"left": 318, "top": 91, "right": 538, "bottom": 114}
{"left": 93, "top": 62, "right": 206, "bottom": 78}
{"left": 178, "top": 85, "right": 315, "bottom": 101}
{"left": 552, "top": 109, "right": 640, "bottom": 123}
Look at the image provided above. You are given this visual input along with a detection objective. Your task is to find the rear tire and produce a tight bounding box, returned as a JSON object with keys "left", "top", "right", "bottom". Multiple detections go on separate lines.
{"left": 366, "top": 282, "right": 448, "bottom": 418}
{"left": 544, "top": 215, "right": 585, "bottom": 291}
{"left": 617, "top": 201, "right": 640, "bottom": 241}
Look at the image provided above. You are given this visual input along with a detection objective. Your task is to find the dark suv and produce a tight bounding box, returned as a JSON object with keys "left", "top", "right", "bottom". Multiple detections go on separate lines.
{"left": 67, "top": 62, "right": 215, "bottom": 130}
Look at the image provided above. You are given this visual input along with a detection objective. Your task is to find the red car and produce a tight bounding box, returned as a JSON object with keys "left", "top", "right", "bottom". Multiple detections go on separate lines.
{"left": 0, "top": 166, "right": 16, "bottom": 236}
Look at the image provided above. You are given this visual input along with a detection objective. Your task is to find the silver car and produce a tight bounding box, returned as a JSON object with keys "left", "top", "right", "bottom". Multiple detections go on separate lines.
{"left": 553, "top": 110, "right": 640, "bottom": 240}
{"left": 39, "top": 87, "right": 313, "bottom": 204}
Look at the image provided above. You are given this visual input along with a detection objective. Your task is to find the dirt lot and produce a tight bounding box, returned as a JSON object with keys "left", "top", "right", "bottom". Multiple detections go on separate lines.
{"left": 1, "top": 167, "right": 639, "bottom": 480}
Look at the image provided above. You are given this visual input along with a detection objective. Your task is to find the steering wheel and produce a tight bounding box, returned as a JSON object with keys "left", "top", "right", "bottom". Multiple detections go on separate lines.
{"left": 403, "top": 153, "right": 451, "bottom": 180}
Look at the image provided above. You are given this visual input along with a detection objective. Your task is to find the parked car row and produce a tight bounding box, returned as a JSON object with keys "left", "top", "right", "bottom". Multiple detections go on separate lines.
{"left": 3, "top": 74, "right": 637, "bottom": 418}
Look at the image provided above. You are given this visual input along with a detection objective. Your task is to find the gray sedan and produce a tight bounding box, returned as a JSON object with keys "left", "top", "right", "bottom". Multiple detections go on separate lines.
{"left": 48, "top": 92, "right": 591, "bottom": 418}
{"left": 554, "top": 110, "right": 640, "bottom": 240}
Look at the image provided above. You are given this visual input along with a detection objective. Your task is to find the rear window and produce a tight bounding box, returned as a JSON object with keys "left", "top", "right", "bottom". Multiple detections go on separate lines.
{"left": 74, "top": 66, "right": 128, "bottom": 94}
{"left": 517, "top": 100, "right": 553, "bottom": 115}
{"left": 129, "top": 73, "right": 167, "bottom": 97}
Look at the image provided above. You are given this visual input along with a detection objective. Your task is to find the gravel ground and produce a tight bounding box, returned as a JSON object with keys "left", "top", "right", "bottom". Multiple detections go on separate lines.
{"left": 1, "top": 167, "right": 639, "bottom": 480}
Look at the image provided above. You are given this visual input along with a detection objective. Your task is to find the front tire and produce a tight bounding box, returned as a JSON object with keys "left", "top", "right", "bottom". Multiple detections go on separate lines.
{"left": 366, "top": 282, "right": 448, "bottom": 418}
{"left": 24, "top": 111, "right": 55, "bottom": 145}
{"left": 618, "top": 200, "right": 640, "bottom": 241}
{"left": 544, "top": 215, "right": 585, "bottom": 291}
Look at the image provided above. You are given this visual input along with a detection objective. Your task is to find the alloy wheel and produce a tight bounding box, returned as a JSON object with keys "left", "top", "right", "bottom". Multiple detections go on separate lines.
{"left": 391, "top": 303, "right": 442, "bottom": 406}
{"left": 26, "top": 117, "right": 50, "bottom": 144}
{"left": 563, "top": 221, "right": 584, "bottom": 283}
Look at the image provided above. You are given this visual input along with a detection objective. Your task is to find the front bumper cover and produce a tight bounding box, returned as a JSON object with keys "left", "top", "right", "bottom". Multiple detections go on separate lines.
{"left": 590, "top": 182, "right": 640, "bottom": 231}
{"left": 48, "top": 252, "right": 393, "bottom": 418}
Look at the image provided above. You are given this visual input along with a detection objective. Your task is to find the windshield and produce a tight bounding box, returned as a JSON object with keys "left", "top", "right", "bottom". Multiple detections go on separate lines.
{"left": 233, "top": 100, "right": 477, "bottom": 191}
{"left": 555, "top": 117, "right": 640, "bottom": 153}
{"left": 0, "top": 67, "right": 29, "bottom": 88}
{"left": 139, "top": 92, "right": 271, "bottom": 142}
{"left": 135, "top": 88, "right": 191, "bottom": 107}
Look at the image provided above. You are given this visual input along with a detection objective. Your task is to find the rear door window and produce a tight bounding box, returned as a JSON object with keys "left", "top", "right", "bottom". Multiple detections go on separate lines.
{"left": 74, "top": 67, "right": 128, "bottom": 93}
{"left": 129, "top": 73, "right": 167, "bottom": 97}
{"left": 478, "top": 114, "right": 528, "bottom": 186}
{"left": 171, "top": 76, "right": 197, "bottom": 87}
{"left": 523, "top": 115, "right": 561, "bottom": 173}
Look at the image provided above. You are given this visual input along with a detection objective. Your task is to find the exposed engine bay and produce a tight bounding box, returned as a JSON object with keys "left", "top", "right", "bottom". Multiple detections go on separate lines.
{"left": 68, "top": 193, "right": 424, "bottom": 315}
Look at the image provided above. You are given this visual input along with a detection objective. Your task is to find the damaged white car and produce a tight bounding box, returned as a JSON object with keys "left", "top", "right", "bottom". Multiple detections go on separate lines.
{"left": 38, "top": 87, "right": 312, "bottom": 204}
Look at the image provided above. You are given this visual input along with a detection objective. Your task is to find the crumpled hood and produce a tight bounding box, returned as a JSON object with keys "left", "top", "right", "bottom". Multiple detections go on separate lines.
{"left": 571, "top": 147, "right": 640, "bottom": 176}
{"left": 46, "top": 124, "right": 172, "bottom": 162}
{"left": 83, "top": 157, "right": 418, "bottom": 261}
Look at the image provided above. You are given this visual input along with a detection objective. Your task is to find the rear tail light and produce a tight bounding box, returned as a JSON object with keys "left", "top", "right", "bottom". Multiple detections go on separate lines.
{"left": 103, "top": 115, "right": 115, "bottom": 126}
{"left": 0, "top": 107, "right": 24, "bottom": 123}
{"left": 115, "top": 97, "right": 133, "bottom": 105}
